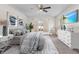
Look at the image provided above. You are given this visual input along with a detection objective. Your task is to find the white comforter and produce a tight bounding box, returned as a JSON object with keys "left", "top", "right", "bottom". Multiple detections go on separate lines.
{"left": 20, "top": 32, "right": 58, "bottom": 54}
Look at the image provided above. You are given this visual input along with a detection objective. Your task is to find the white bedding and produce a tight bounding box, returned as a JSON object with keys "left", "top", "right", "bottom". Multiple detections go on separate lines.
{"left": 4, "top": 32, "right": 58, "bottom": 54}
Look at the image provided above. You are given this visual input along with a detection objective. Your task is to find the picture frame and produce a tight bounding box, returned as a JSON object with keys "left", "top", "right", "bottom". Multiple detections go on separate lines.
{"left": 7, "top": 12, "right": 17, "bottom": 26}
{"left": 9, "top": 15, "right": 17, "bottom": 25}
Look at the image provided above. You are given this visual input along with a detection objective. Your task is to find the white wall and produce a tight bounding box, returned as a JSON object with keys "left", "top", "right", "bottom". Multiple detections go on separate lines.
{"left": 28, "top": 16, "right": 56, "bottom": 32}
{"left": 0, "top": 4, "right": 28, "bottom": 23}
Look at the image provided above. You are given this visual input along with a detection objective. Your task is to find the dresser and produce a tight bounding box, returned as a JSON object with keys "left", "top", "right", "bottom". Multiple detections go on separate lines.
{"left": 57, "top": 30, "right": 79, "bottom": 49}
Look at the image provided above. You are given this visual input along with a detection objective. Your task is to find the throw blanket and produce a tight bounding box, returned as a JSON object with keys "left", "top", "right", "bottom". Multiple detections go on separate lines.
{"left": 20, "top": 32, "right": 58, "bottom": 54}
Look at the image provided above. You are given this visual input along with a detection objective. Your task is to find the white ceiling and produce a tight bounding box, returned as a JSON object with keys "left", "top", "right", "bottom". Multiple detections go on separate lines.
{"left": 9, "top": 4, "right": 70, "bottom": 18}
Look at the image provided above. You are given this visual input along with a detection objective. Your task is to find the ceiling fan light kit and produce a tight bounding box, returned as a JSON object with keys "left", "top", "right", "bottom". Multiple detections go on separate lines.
{"left": 38, "top": 4, "right": 51, "bottom": 13}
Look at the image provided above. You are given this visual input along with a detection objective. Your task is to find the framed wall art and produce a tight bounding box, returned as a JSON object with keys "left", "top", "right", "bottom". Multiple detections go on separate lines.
{"left": 7, "top": 12, "right": 17, "bottom": 26}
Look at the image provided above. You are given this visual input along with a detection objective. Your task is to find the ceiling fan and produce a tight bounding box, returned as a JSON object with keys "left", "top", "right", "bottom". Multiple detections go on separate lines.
{"left": 38, "top": 4, "right": 51, "bottom": 13}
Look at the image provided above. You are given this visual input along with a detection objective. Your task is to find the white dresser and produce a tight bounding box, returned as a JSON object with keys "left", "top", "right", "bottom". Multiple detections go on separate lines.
{"left": 57, "top": 30, "right": 79, "bottom": 49}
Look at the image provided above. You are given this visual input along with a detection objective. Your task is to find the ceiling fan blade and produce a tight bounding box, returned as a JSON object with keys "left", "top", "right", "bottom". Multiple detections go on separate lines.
{"left": 43, "top": 7, "right": 51, "bottom": 9}
{"left": 43, "top": 9, "right": 48, "bottom": 12}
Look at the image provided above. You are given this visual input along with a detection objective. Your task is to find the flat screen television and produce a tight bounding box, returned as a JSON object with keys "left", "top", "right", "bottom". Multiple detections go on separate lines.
{"left": 64, "top": 10, "right": 78, "bottom": 23}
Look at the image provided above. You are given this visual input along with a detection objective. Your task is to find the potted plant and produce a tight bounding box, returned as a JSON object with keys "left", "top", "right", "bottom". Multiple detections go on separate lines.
{"left": 29, "top": 23, "right": 33, "bottom": 32}
{"left": 25, "top": 23, "right": 33, "bottom": 32}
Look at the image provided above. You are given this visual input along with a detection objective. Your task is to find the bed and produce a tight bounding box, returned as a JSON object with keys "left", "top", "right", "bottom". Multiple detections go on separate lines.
{"left": 4, "top": 32, "right": 58, "bottom": 54}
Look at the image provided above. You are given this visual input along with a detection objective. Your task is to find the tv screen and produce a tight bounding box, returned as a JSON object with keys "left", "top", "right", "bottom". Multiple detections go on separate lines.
{"left": 64, "top": 10, "right": 78, "bottom": 23}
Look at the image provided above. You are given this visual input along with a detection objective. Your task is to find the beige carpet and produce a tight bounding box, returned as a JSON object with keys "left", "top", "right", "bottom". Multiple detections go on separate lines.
{"left": 51, "top": 36, "right": 79, "bottom": 54}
